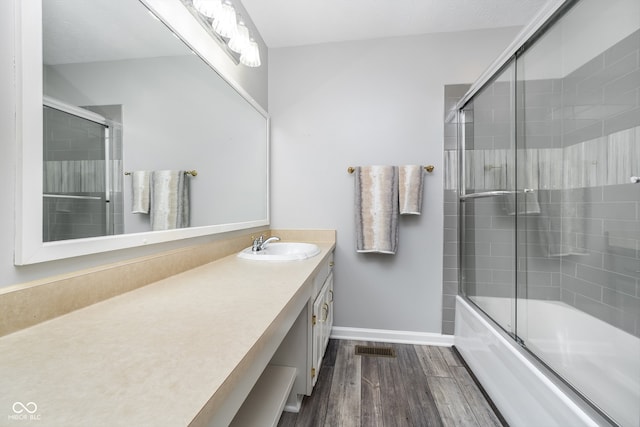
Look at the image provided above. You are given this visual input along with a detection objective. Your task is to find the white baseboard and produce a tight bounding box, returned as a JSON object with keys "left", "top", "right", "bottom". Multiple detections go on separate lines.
{"left": 330, "top": 326, "right": 454, "bottom": 347}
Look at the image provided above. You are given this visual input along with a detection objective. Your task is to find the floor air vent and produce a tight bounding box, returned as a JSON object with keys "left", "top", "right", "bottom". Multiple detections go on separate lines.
{"left": 354, "top": 345, "right": 396, "bottom": 358}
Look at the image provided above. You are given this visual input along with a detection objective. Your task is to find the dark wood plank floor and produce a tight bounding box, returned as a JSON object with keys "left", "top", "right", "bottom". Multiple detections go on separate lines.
{"left": 278, "top": 339, "right": 505, "bottom": 427}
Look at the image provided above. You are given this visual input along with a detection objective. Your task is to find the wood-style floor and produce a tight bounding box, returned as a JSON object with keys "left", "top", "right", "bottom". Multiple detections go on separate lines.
{"left": 278, "top": 339, "right": 505, "bottom": 427}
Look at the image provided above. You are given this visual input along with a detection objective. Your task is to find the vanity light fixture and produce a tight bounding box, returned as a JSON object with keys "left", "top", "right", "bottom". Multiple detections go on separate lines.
{"left": 186, "top": 0, "right": 261, "bottom": 68}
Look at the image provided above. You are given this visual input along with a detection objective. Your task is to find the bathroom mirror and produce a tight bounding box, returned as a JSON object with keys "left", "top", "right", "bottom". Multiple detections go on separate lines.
{"left": 15, "top": 0, "right": 269, "bottom": 264}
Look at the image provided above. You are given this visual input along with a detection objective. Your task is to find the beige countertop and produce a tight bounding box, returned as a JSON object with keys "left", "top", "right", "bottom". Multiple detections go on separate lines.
{"left": 0, "top": 241, "right": 335, "bottom": 426}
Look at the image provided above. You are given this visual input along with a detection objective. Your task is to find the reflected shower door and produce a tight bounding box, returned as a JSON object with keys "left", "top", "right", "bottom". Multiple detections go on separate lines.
{"left": 460, "top": 60, "right": 517, "bottom": 336}
{"left": 43, "top": 105, "right": 112, "bottom": 242}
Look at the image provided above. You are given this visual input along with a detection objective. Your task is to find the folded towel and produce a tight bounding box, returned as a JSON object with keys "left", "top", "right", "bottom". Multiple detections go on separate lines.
{"left": 131, "top": 170, "right": 150, "bottom": 214}
{"left": 355, "top": 166, "right": 399, "bottom": 254}
{"left": 399, "top": 165, "right": 424, "bottom": 215}
{"left": 150, "top": 170, "right": 190, "bottom": 231}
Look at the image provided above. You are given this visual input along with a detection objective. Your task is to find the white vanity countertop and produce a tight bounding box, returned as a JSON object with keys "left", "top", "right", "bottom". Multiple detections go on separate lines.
{"left": 0, "top": 242, "right": 335, "bottom": 426}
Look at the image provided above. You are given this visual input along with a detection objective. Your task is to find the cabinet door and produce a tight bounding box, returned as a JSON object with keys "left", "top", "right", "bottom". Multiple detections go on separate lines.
{"left": 320, "top": 272, "right": 333, "bottom": 353}
{"left": 311, "top": 288, "right": 325, "bottom": 388}
{"left": 311, "top": 272, "right": 334, "bottom": 387}
{"left": 324, "top": 272, "right": 333, "bottom": 350}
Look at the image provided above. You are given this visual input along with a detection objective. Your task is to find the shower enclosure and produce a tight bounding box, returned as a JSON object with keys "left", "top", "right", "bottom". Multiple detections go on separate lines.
{"left": 43, "top": 98, "right": 123, "bottom": 242}
{"left": 455, "top": 0, "right": 639, "bottom": 425}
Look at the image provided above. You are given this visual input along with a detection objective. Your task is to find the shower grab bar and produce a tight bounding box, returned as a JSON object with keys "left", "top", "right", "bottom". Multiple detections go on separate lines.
{"left": 44, "top": 194, "right": 102, "bottom": 200}
{"left": 124, "top": 170, "right": 198, "bottom": 176}
{"left": 459, "top": 190, "right": 515, "bottom": 201}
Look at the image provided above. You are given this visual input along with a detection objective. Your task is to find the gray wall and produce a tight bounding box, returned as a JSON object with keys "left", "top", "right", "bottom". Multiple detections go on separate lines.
{"left": 269, "top": 27, "right": 521, "bottom": 334}
{"left": 0, "top": 1, "right": 268, "bottom": 288}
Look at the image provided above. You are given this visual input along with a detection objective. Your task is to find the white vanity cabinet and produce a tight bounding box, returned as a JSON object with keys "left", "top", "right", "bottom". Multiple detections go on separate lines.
{"left": 270, "top": 251, "right": 334, "bottom": 411}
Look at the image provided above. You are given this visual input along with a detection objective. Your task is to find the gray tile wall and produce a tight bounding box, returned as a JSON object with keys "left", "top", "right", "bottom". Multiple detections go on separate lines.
{"left": 557, "top": 185, "right": 640, "bottom": 336}
{"left": 525, "top": 29, "right": 640, "bottom": 336}
{"left": 442, "top": 84, "right": 470, "bottom": 335}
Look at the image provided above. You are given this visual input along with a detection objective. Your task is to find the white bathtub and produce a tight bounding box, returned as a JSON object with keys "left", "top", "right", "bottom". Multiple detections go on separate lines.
{"left": 455, "top": 296, "right": 640, "bottom": 427}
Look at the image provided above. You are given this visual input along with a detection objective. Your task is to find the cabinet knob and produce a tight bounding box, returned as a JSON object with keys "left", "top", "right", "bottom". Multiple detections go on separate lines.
{"left": 321, "top": 303, "right": 329, "bottom": 322}
{"left": 329, "top": 261, "right": 334, "bottom": 267}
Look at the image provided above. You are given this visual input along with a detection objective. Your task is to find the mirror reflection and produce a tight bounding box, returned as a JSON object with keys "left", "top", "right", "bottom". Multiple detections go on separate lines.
{"left": 42, "top": 0, "right": 268, "bottom": 242}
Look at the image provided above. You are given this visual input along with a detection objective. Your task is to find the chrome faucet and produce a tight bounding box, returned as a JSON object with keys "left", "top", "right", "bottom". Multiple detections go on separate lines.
{"left": 251, "top": 235, "right": 280, "bottom": 252}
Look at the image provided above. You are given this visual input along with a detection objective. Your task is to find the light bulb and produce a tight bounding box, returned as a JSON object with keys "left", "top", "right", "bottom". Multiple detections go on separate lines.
{"left": 212, "top": 1, "right": 237, "bottom": 38}
{"left": 192, "top": 0, "right": 221, "bottom": 19}
{"left": 240, "top": 39, "right": 260, "bottom": 67}
{"left": 228, "top": 21, "right": 250, "bottom": 54}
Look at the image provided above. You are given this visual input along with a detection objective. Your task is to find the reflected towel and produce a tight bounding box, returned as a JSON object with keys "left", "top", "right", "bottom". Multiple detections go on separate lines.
{"left": 537, "top": 189, "right": 588, "bottom": 257}
{"left": 131, "top": 171, "right": 150, "bottom": 214}
{"left": 150, "top": 170, "right": 190, "bottom": 231}
{"left": 355, "top": 166, "right": 399, "bottom": 254}
{"left": 501, "top": 191, "right": 540, "bottom": 215}
{"left": 399, "top": 165, "right": 424, "bottom": 215}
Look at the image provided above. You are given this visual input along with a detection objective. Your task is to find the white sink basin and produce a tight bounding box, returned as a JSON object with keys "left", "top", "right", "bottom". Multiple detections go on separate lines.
{"left": 237, "top": 242, "right": 321, "bottom": 261}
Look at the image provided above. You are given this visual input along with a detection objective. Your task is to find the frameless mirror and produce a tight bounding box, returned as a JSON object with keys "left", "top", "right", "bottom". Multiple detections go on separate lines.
{"left": 15, "top": 0, "right": 269, "bottom": 264}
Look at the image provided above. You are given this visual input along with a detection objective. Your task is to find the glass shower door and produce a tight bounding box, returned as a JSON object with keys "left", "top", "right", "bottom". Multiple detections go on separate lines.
{"left": 515, "top": 0, "right": 640, "bottom": 424}
{"left": 460, "top": 60, "right": 517, "bottom": 336}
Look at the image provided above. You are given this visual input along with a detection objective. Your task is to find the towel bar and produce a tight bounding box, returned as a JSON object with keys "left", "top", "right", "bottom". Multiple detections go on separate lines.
{"left": 125, "top": 170, "right": 198, "bottom": 176}
{"left": 347, "top": 165, "right": 434, "bottom": 174}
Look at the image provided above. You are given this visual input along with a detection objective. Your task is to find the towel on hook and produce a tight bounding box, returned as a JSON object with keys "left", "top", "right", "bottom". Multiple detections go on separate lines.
{"left": 131, "top": 170, "right": 150, "bottom": 214}
{"left": 399, "top": 165, "right": 424, "bottom": 215}
{"left": 150, "top": 170, "right": 190, "bottom": 231}
{"left": 354, "top": 166, "right": 399, "bottom": 254}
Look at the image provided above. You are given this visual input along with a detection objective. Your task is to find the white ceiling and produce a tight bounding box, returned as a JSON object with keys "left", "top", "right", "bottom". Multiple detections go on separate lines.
{"left": 43, "top": 0, "right": 188, "bottom": 65}
{"left": 240, "top": 0, "right": 551, "bottom": 48}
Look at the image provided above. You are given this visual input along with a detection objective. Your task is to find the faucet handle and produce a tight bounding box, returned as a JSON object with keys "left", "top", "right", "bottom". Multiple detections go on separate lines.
{"left": 251, "top": 235, "right": 265, "bottom": 252}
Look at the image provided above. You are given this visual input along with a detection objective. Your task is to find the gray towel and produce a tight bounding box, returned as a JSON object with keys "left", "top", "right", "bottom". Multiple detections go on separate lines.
{"left": 538, "top": 189, "right": 588, "bottom": 257}
{"left": 399, "top": 165, "right": 424, "bottom": 215}
{"left": 150, "top": 170, "right": 190, "bottom": 231}
{"left": 131, "top": 170, "right": 150, "bottom": 214}
{"left": 501, "top": 191, "right": 541, "bottom": 216}
{"left": 355, "top": 166, "right": 399, "bottom": 254}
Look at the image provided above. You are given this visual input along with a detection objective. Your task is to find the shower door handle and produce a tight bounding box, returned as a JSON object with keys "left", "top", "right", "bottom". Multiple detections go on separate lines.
{"left": 459, "top": 190, "right": 515, "bottom": 201}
